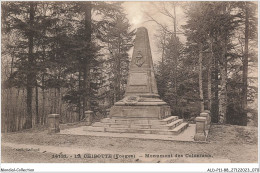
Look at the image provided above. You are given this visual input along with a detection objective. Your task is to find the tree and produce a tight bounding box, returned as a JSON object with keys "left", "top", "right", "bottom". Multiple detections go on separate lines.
{"left": 226, "top": 1, "right": 257, "bottom": 125}
{"left": 97, "top": 9, "right": 134, "bottom": 106}
{"left": 62, "top": 2, "right": 124, "bottom": 119}
{"left": 241, "top": 2, "right": 257, "bottom": 125}
{"left": 146, "top": 2, "right": 192, "bottom": 117}
{"left": 1, "top": 1, "right": 135, "bottom": 131}
{"left": 198, "top": 43, "right": 204, "bottom": 112}
{"left": 184, "top": 2, "right": 242, "bottom": 124}
{"left": 2, "top": 2, "right": 43, "bottom": 129}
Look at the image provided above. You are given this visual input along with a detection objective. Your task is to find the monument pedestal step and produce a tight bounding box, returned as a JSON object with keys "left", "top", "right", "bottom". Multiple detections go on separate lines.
{"left": 93, "top": 119, "right": 183, "bottom": 130}
{"left": 84, "top": 123, "right": 189, "bottom": 135}
{"left": 100, "top": 116, "right": 178, "bottom": 125}
{"left": 84, "top": 116, "right": 189, "bottom": 136}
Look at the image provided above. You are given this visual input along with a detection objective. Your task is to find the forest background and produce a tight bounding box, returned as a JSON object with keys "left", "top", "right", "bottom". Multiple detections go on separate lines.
{"left": 1, "top": 1, "right": 258, "bottom": 132}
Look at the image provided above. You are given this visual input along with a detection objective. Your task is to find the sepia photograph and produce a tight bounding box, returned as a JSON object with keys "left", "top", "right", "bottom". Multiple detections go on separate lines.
{"left": 1, "top": 0, "right": 259, "bottom": 172}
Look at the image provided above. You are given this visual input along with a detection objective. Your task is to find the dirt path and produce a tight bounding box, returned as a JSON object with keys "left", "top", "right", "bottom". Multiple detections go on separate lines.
{"left": 1, "top": 142, "right": 232, "bottom": 163}
{"left": 1, "top": 125, "right": 258, "bottom": 163}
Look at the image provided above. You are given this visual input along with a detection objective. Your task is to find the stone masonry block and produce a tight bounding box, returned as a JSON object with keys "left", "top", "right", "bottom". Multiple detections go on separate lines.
{"left": 48, "top": 114, "right": 60, "bottom": 134}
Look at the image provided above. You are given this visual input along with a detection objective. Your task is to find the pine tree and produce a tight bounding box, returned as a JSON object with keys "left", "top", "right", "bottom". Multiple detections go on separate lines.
{"left": 97, "top": 9, "right": 134, "bottom": 106}
{"left": 61, "top": 2, "right": 124, "bottom": 119}
{"left": 2, "top": 2, "right": 44, "bottom": 129}
{"left": 226, "top": 2, "right": 257, "bottom": 125}
{"left": 184, "top": 2, "right": 242, "bottom": 124}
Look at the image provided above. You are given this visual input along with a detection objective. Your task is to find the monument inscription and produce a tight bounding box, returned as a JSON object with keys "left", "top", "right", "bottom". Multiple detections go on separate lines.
{"left": 129, "top": 72, "right": 148, "bottom": 86}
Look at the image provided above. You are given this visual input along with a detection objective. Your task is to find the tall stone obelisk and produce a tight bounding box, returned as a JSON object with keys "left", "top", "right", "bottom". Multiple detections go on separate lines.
{"left": 125, "top": 27, "right": 159, "bottom": 97}
{"left": 110, "top": 27, "right": 171, "bottom": 119}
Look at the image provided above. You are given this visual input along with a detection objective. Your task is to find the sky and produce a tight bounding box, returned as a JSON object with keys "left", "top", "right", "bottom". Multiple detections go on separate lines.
{"left": 122, "top": 1, "right": 187, "bottom": 63}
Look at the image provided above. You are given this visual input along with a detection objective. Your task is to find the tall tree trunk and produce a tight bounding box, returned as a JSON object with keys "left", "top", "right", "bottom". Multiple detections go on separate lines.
{"left": 83, "top": 2, "right": 92, "bottom": 111}
{"left": 41, "top": 29, "right": 46, "bottom": 125}
{"left": 219, "top": 38, "right": 228, "bottom": 124}
{"left": 54, "top": 88, "right": 57, "bottom": 113}
{"left": 25, "top": 2, "right": 35, "bottom": 129}
{"left": 212, "top": 38, "right": 219, "bottom": 123}
{"left": 41, "top": 61, "right": 46, "bottom": 124}
{"left": 6, "top": 89, "right": 10, "bottom": 132}
{"left": 57, "top": 87, "right": 61, "bottom": 114}
{"left": 35, "top": 81, "right": 39, "bottom": 124}
{"left": 17, "top": 90, "right": 21, "bottom": 130}
{"left": 173, "top": 5, "right": 178, "bottom": 107}
{"left": 208, "top": 37, "right": 213, "bottom": 111}
{"left": 115, "top": 59, "right": 120, "bottom": 101}
{"left": 15, "top": 89, "right": 19, "bottom": 131}
{"left": 78, "top": 70, "right": 82, "bottom": 121}
{"left": 116, "top": 38, "right": 121, "bottom": 101}
{"left": 242, "top": 2, "right": 249, "bottom": 126}
{"left": 199, "top": 43, "right": 204, "bottom": 112}
{"left": 41, "top": 78, "right": 45, "bottom": 125}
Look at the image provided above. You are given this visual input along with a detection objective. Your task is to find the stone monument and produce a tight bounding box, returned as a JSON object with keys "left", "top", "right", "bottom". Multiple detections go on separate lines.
{"left": 109, "top": 27, "right": 171, "bottom": 119}
{"left": 84, "top": 27, "right": 188, "bottom": 135}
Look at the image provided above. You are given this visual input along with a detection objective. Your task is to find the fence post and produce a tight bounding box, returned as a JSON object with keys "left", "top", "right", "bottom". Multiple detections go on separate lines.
{"left": 203, "top": 110, "right": 211, "bottom": 126}
{"left": 106, "top": 108, "right": 110, "bottom": 118}
{"left": 84, "top": 111, "right": 93, "bottom": 126}
{"left": 194, "top": 116, "right": 207, "bottom": 141}
{"left": 200, "top": 112, "right": 210, "bottom": 130}
{"left": 48, "top": 114, "right": 60, "bottom": 134}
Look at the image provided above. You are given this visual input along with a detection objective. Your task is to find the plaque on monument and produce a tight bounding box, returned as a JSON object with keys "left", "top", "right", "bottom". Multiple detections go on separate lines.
{"left": 129, "top": 72, "right": 148, "bottom": 86}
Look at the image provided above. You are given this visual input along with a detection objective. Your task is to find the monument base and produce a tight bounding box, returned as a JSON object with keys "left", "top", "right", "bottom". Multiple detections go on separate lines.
{"left": 109, "top": 105, "right": 171, "bottom": 119}
{"left": 84, "top": 96, "right": 189, "bottom": 136}
{"left": 109, "top": 95, "right": 170, "bottom": 119}
{"left": 83, "top": 115, "right": 189, "bottom": 136}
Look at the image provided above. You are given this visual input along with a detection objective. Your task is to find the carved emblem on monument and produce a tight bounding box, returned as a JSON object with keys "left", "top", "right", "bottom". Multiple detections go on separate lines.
{"left": 135, "top": 51, "right": 145, "bottom": 67}
{"left": 123, "top": 95, "right": 140, "bottom": 105}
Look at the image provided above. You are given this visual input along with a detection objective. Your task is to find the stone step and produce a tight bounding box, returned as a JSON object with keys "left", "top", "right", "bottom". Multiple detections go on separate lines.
{"left": 100, "top": 117, "right": 177, "bottom": 125}
{"left": 130, "top": 124, "right": 152, "bottom": 129}
{"left": 93, "top": 121, "right": 183, "bottom": 130}
{"left": 171, "top": 122, "right": 189, "bottom": 135}
{"left": 101, "top": 118, "right": 155, "bottom": 125}
{"left": 149, "top": 119, "right": 182, "bottom": 130}
{"left": 94, "top": 121, "right": 154, "bottom": 129}
{"left": 95, "top": 116, "right": 181, "bottom": 129}
{"left": 110, "top": 124, "right": 131, "bottom": 128}
{"left": 106, "top": 128, "right": 137, "bottom": 133}
{"left": 93, "top": 122, "right": 154, "bottom": 129}
{"left": 104, "top": 128, "right": 171, "bottom": 135}
{"left": 104, "top": 127, "right": 149, "bottom": 134}
{"left": 114, "top": 119, "right": 150, "bottom": 124}
{"left": 151, "top": 116, "right": 178, "bottom": 125}
{"left": 103, "top": 123, "right": 189, "bottom": 135}
{"left": 162, "top": 116, "right": 179, "bottom": 123}
{"left": 165, "top": 119, "right": 183, "bottom": 128}
{"left": 92, "top": 122, "right": 104, "bottom": 127}
{"left": 84, "top": 121, "right": 189, "bottom": 135}
{"left": 93, "top": 122, "right": 130, "bottom": 128}
{"left": 100, "top": 118, "right": 112, "bottom": 123}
